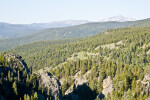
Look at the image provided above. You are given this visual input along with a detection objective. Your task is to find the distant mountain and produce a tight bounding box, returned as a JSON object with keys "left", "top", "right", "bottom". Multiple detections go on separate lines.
{"left": 0, "top": 22, "right": 45, "bottom": 39}
{"left": 100, "top": 15, "right": 136, "bottom": 22}
{"left": 26, "top": 20, "right": 89, "bottom": 28}
{"left": 1, "top": 18, "right": 150, "bottom": 52}
{"left": 0, "top": 20, "right": 89, "bottom": 39}
{"left": 0, "top": 17, "right": 137, "bottom": 39}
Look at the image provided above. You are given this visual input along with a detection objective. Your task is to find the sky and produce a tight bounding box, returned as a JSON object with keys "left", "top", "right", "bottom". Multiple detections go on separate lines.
{"left": 0, "top": 0, "right": 150, "bottom": 24}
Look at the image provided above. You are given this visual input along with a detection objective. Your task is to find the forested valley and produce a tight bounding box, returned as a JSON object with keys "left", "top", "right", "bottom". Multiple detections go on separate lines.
{"left": 0, "top": 26, "right": 150, "bottom": 100}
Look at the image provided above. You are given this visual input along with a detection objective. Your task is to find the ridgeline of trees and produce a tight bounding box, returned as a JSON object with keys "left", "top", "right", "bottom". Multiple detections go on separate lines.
{"left": 9, "top": 26, "right": 150, "bottom": 99}
{"left": 1, "top": 18, "right": 150, "bottom": 52}
{"left": 0, "top": 26, "right": 149, "bottom": 99}
{"left": 0, "top": 52, "right": 54, "bottom": 100}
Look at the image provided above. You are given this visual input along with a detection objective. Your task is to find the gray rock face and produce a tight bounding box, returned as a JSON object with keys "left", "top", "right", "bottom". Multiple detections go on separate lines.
{"left": 141, "top": 74, "right": 150, "bottom": 92}
{"left": 37, "top": 70, "right": 63, "bottom": 100}
{"left": 99, "top": 76, "right": 113, "bottom": 98}
{"left": 144, "top": 75, "right": 150, "bottom": 81}
{"left": 0, "top": 53, "right": 29, "bottom": 81}
{"left": 4, "top": 53, "right": 25, "bottom": 68}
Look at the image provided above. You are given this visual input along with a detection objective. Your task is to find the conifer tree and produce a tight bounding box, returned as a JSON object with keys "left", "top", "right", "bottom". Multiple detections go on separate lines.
{"left": 34, "top": 92, "right": 38, "bottom": 100}
{"left": 12, "top": 81, "right": 18, "bottom": 95}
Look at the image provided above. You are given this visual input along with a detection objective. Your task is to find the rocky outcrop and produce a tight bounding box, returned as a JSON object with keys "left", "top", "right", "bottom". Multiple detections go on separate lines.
{"left": 141, "top": 74, "right": 150, "bottom": 95}
{"left": 0, "top": 53, "right": 31, "bottom": 100}
{"left": 141, "top": 75, "right": 150, "bottom": 85}
{"left": 3, "top": 53, "right": 29, "bottom": 72}
{"left": 0, "top": 53, "right": 63, "bottom": 100}
{"left": 0, "top": 53, "right": 30, "bottom": 82}
{"left": 99, "top": 76, "right": 113, "bottom": 99}
{"left": 144, "top": 75, "right": 150, "bottom": 81}
{"left": 36, "top": 70, "right": 62, "bottom": 100}
{"left": 65, "top": 70, "right": 91, "bottom": 95}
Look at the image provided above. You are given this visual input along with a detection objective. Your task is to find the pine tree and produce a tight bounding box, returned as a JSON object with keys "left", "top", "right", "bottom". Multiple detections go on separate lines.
{"left": 62, "top": 80, "right": 69, "bottom": 96}
{"left": 88, "top": 59, "right": 92, "bottom": 70}
{"left": 26, "top": 94, "right": 30, "bottom": 100}
{"left": 124, "top": 77, "right": 129, "bottom": 91}
{"left": 24, "top": 94, "right": 27, "bottom": 100}
{"left": 8, "top": 71, "right": 11, "bottom": 82}
{"left": 55, "top": 96, "right": 58, "bottom": 100}
{"left": 34, "top": 92, "right": 38, "bottom": 100}
{"left": 131, "top": 77, "right": 136, "bottom": 92}
{"left": 107, "top": 93, "right": 111, "bottom": 100}
{"left": 55, "top": 67, "right": 60, "bottom": 79}
{"left": 12, "top": 81, "right": 18, "bottom": 95}
{"left": 97, "top": 78, "right": 103, "bottom": 93}
{"left": 31, "top": 95, "right": 34, "bottom": 100}
{"left": 127, "top": 89, "right": 133, "bottom": 100}
{"left": 81, "top": 65, "right": 86, "bottom": 75}
{"left": 38, "top": 80, "right": 41, "bottom": 90}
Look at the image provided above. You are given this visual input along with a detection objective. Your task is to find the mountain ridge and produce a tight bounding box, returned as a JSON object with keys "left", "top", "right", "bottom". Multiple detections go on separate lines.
{"left": 27, "top": 20, "right": 89, "bottom": 28}
{"left": 100, "top": 15, "right": 135, "bottom": 22}
{"left": 1, "top": 18, "right": 150, "bottom": 52}
{"left": 0, "top": 20, "right": 89, "bottom": 39}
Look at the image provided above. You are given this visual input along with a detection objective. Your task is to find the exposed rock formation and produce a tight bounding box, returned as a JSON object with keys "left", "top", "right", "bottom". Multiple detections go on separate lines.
{"left": 144, "top": 75, "right": 150, "bottom": 81}
{"left": 0, "top": 53, "right": 63, "bottom": 100}
{"left": 36, "top": 70, "right": 63, "bottom": 100}
{"left": 141, "top": 66, "right": 150, "bottom": 94}
{"left": 0, "top": 53, "right": 31, "bottom": 100}
{"left": 4, "top": 53, "right": 26, "bottom": 69}
{"left": 99, "top": 76, "right": 113, "bottom": 99}
{"left": 141, "top": 74, "right": 150, "bottom": 95}
{"left": 65, "top": 70, "right": 91, "bottom": 95}
{"left": 141, "top": 75, "right": 150, "bottom": 85}
{"left": 0, "top": 53, "right": 29, "bottom": 82}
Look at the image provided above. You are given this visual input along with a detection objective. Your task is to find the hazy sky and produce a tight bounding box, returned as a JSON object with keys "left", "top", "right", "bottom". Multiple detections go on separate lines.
{"left": 0, "top": 0, "right": 150, "bottom": 24}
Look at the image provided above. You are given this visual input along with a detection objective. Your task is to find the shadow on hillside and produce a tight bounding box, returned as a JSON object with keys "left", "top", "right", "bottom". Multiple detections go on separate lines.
{"left": 99, "top": 93, "right": 105, "bottom": 100}
{"left": 64, "top": 83, "right": 97, "bottom": 100}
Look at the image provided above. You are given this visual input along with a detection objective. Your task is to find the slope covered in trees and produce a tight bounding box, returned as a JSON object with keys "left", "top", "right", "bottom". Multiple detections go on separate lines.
{"left": 9, "top": 26, "right": 150, "bottom": 99}
{"left": 47, "top": 27, "right": 150, "bottom": 100}
{"left": 0, "top": 26, "right": 149, "bottom": 100}
{"left": 12, "top": 27, "right": 150, "bottom": 70}
{"left": 0, "top": 22, "right": 45, "bottom": 39}
{"left": 1, "top": 18, "right": 150, "bottom": 52}
{"left": 0, "top": 52, "right": 62, "bottom": 100}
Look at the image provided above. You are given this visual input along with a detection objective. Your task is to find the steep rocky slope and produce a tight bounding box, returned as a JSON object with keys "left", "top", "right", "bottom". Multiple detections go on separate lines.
{"left": 0, "top": 52, "right": 62, "bottom": 100}
{"left": 36, "top": 70, "right": 62, "bottom": 100}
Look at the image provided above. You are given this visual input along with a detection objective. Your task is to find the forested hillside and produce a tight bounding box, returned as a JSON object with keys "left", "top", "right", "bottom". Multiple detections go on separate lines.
{"left": 0, "top": 22, "right": 45, "bottom": 39}
{"left": 0, "top": 20, "right": 89, "bottom": 39}
{"left": 1, "top": 0, "right": 150, "bottom": 100}
{"left": 0, "top": 52, "right": 62, "bottom": 100}
{"left": 1, "top": 18, "right": 150, "bottom": 52}
{"left": 9, "top": 27, "right": 150, "bottom": 99}
{"left": 12, "top": 27, "right": 150, "bottom": 70}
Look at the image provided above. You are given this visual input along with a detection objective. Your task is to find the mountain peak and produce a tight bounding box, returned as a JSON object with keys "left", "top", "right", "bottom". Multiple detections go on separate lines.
{"left": 100, "top": 15, "right": 136, "bottom": 22}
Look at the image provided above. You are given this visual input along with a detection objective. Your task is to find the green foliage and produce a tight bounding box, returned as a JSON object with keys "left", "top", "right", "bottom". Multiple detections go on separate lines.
{"left": 62, "top": 80, "right": 69, "bottom": 96}
{"left": 0, "top": 53, "right": 54, "bottom": 100}
{"left": 34, "top": 92, "right": 38, "bottom": 100}
{"left": 12, "top": 81, "right": 18, "bottom": 95}
{"left": 1, "top": 26, "right": 150, "bottom": 99}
